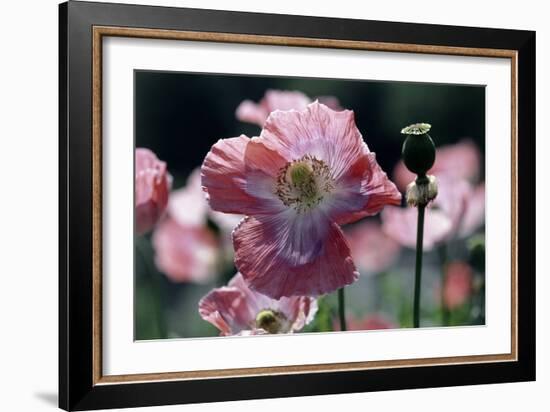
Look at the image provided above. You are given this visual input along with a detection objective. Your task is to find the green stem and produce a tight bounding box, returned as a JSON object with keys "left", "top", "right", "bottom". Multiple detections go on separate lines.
{"left": 413, "top": 205, "right": 426, "bottom": 328}
{"left": 135, "top": 237, "right": 167, "bottom": 338}
{"left": 437, "top": 244, "right": 451, "bottom": 326}
{"left": 338, "top": 288, "right": 347, "bottom": 331}
{"left": 374, "top": 271, "right": 387, "bottom": 310}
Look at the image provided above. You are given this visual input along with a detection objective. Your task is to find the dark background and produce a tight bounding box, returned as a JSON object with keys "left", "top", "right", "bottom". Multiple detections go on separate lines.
{"left": 135, "top": 71, "right": 485, "bottom": 188}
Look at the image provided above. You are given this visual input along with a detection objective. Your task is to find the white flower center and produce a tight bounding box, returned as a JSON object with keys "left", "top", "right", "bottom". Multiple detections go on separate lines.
{"left": 275, "top": 155, "right": 334, "bottom": 213}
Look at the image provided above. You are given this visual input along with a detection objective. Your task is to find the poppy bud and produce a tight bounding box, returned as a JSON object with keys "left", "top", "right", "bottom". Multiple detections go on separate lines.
{"left": 401, "top": 123, "right": 436, "bottom": 175}
{"left": 406, "top": 174, "right": 438, "bottom": 207}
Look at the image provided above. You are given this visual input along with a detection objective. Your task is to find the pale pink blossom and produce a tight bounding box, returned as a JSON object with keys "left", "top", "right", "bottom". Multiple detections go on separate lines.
{"left": 202, "top": 102, "right": 401, "bottom": 298}
{"left": 135, "top": 148, "right": 172, "bottom": 234}
{"left": 443, "top": 261, "right": 473, "bottom": 309}
{"left": 152, "top": 218, "right": 218, "bottom": 284}
{"left": 151, "top": 171, "right": 221, "bottom": 284}
{"left": 435, "top": 176, "right": 485, "bottom": 239}
{"left": 393, "top": 139, "right": 481, "bottom": 191}
{"left": 236, "top": 90, "right": 343, "bottom": 127}
{"left": 345, "top": 220, "right": 401, "bottom": 275}
{"left": 198, "top": 273, "right": 317, "bottom": 336}
{"left": 381, "top": 206, "right": 453, "bottom": 251}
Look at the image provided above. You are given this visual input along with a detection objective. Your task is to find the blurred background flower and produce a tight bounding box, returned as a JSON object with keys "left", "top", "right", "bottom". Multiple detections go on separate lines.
{"left": 442, "top": 261, "right": 473, "bottom": 310}
{"left": 152, "top": 217, "right": 218, "bottom": 284}
{"left": 135, "top": 148, "right": 172, "bottom": 235}
{"left": 334, "top": 313, "right": 397, "bottom": 331}
{"left": 236, "top": 89, "right": 311, "bottom": 126}
{"left": 152, "top": 169, "right": 243, "bottom": 284}
{"left": 345, "top": 220, "right": 401, "bottom": 275}
{"left": 381, "top": 206, "right": 453, "bottom": 250}
{"left": 235, "top": 89, "right": 342, "bottom": 126}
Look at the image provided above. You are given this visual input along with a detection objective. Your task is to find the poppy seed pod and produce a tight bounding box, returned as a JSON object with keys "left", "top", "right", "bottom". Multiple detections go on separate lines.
{"left": 401, "top": 123, "right": 436, "bottom": 175}
{"left": 406, "top": 174, "right": 438, "bottom": 207}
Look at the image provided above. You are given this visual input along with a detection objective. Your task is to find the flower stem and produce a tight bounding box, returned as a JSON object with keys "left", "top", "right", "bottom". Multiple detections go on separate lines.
{"left": 338, "top": 287, "right": 347, "bottom": 331}
{"left": 413, "top": 205, "right": 426, "bottom": 328}
{"left": 135, "top": 237, "right": 167, "bottom": 338}
{"left": 437, "top": 244, "right": 451, "bottom": 326}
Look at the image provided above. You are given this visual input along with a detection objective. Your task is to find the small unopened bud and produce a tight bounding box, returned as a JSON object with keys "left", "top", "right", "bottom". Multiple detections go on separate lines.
{"left": 406, "top": 175, "right": 438, "bottom": 207}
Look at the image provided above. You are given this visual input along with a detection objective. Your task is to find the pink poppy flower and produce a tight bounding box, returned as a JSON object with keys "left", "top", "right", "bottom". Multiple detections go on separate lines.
{"left": 393, "top": 139, "right": 481, "bottom": 191}
{"left": 135, "top": 148, "right": 172, "bottom": 234}
{"left": 334, "top": 314, "right": 397, "bottom": 331}
{"left": 202, "top": 102, "right": 402, "bottom": 298}
{"left": 443, "top": 261, "right": 473, "bottom": 309}
{"left": 198, "top": 273, "right": 317, "bottom": 336}
{"left": 152, "top": 217, "right": 218, "bottom": 284}
{"left": 236, "top": 90, "right": 343, "bottom": 127}
{"left": 345, "top": 220, "right": 401, "bottom": 275}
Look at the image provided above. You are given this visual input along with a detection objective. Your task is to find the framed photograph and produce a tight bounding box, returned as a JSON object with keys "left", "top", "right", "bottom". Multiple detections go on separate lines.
{"left": 59, "top": 1, "right": 535, "bottom": 410}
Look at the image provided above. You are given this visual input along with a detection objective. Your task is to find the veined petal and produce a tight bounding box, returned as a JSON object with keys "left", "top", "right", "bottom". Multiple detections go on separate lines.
{"left": 241, "top": 138, "right": 288, "bottom": 214}
{"left": 361, "top": 153, "right": 403, "bottom": 214}
{"left": 233, "top": 215, "right": 358, "bottom": 299}
{"left": 201, "top": 135, "right": 274, "bottom": 216}
{"left": 198, "top": 287, "right": 252, "bottom": 336}
{"left": 326, "top": 152, "right": 402, "bottom": 225}
{"left": 202, "top": 135, "right": 288, "bottom": 216}
{"left": 260, "top": 101, "right": 366, "bottom": 180}
{"left": 227, "top": 272, "right": 317, "bottom": 332}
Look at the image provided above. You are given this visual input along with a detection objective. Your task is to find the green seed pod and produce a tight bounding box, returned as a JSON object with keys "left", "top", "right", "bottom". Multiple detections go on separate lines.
{"left": 401, "top": 123, "right": 436, "bottom": 175}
